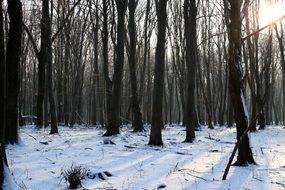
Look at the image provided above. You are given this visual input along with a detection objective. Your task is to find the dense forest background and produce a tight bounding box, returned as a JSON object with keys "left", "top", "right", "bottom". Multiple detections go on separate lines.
{"left": 13, "top": 0, "right": 285, "bottom": 129}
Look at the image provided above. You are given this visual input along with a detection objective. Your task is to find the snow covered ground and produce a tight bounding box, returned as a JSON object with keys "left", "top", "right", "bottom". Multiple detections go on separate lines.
{"left": 4, "top": 125, "right": 285, "bottom": 190}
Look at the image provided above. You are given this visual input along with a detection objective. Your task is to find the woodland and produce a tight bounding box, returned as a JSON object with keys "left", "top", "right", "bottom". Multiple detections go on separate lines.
{"left": 1, "top": 0, "right": 285, "bottom": 189}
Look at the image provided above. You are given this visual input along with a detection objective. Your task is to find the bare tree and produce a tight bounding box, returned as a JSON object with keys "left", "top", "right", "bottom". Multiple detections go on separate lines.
{"left": 184, "top": 0, "right": 197, "bottom": 142}
{"left": 0, "top": 0, "right": 6, "bottom": 186}
{"left": 224, "top": 0, "right": 256, "bottom": 166}
{"left": 5, "top": 0, "right": 22, "bottom": 144}
{"left": 46, "top": 0, "right": 58, "bottom": 134}
{"left": 104, "top": 0, "right": 128, "bottom": 136}
{"left": 128, "top": 0, "right": 144, "bottom": 132}
{"left": 275, "top": 24, "right": 285, "bottom": 124}
{"left": 148, "top": 0, "right": 168, "bottom": 146}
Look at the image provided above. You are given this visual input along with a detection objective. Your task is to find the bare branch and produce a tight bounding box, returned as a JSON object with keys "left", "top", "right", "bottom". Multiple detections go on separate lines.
{"left": 242, "top": 15, "right": 285, "bottom": 41}
{"left": 22, "top": 22, "right": 39, "bottom": 57}
{"left": 51, "top": 0, "right": 82, "bottom": 42}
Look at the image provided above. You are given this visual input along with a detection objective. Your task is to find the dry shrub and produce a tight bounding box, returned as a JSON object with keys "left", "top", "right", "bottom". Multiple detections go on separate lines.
{"left": 61, "top": 164, "right": 87, "bottom": 189}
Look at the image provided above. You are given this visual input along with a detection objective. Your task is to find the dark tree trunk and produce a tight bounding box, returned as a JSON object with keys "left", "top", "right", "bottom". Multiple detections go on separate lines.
{"left": 275, "top": 25, "right": 285, "bottom": 124}
{"left": 36, "top": 0, "right": 48, "bottom": 128}
{"left": 5, "top": 0, "right": 22, "bottom": 144}
{"left": 128, "top": 0, "right": 144, "bottom": 132}
{"left": 103, "top": 0, "right": 128, "bottom": 136}
{"left": 139, "top": 0, "right": 150, "bottom": 104}
{"left": 91, "top": 1, "right": 99, "bottom": 126}
{"left": 245, "top": 9, "right": 257, "bottom": 132}
{"left": 0, "top": 1, "right": 6, "bottom": 187}
{"left": 46, "top": 0, "right": 58, "bottom": 134}
{"left": 63, "top": 22, "right": 70, "bottom": 126}
{"left": 148, "top": 0, "right": 168, "bottom": 145}
{"left": 184, "top": 0, "right": 197, "bottom": 142}
{"left": 225, "top": 0, "right": 256, "bottom": 166}
{"left": 262, "top": 29, "right": 273, "bottom": 129}
{"left": 102, "top": 0, "right": 112, "bottom": 127}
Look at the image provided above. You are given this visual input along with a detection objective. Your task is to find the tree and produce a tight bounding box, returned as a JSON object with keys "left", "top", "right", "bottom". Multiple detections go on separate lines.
{"left": 275, "top": 24, "right": 285, "bottom": 124}
{"left": 45, "top": 0, "right": 58, "bottom": 134}
{"left": 148, "top": 0, "right": 168, "bottom": 146}
{"left": 184, "top": 0, "right": 197, "bottom": 142}
{"left": 0, "top": 0, "right": 6, "bottom": 186}
{"left": 102, "top": 0, "right": 113, "bottom": 127}
{"left": 90, "top": 0, "right": 100, "bottom": 126}
{"left": 224, "top": 0, "right": 256, "bottom": 166}
{"left": 5, "top": 0, "right": 23, "bottom": 144}
{"left": 104, "top": 0, "right": 128, "bottom": 136}
{"left": 128, "top": 0, "right": 144, "bottom": 132}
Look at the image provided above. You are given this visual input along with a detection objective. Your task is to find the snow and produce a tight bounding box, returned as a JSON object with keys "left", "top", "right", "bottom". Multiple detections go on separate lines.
{"left": 4, "top": 125, "right": 285, "bottom": 190}
{"left": 241, "top": 91, "right": 249, "bottom": 124}
{"left": 3, "top": 164, "right": 17, "bottom": 190}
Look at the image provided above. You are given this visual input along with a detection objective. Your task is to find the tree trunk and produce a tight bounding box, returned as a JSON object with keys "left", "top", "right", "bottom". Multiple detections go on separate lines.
{"left": 128, "top": 0, "right": 144, "bottom": 132}
{"left": 139, "top": 0, "right": 150, "bottom": 104}
{"left": 225, "top": 0, "right": 256, "bottom": 166}
{"left": 63, "top": 21, "right": 70, "bottom": 126}
{"left": 184, "top": 0, "right": 197, "bottom": 142}
{"left": 0, "top": 1, "right": 6, "bottom": 186}
{"left": 45, "top": 0, "right": 58, "bottom": 134}
{"left": 91, "top": 1, "right": 99, "bottom": 126}
{"left": 36, "top": 0, "right": 49, "bottom": 128}
{"left": 5, "top": 0, "right": 22, "bottom": 144}
{"left": 148, "top": 0, "right": 168, "bottom": 145}
{"left": 275, "top": 24, "right": 285, "bottom": 124}
{"left": 102, "top": 0, "right": 112, "bottom": 127}
{"left": 103, "top": 0, "right": 128, "bottom": 136}
{"left": 245, "top": 9, "right": 257, "bottom": 132}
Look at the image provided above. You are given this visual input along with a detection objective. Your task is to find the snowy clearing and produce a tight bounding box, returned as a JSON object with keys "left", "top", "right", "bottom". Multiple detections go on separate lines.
{"left": 5, "top": 125, "right": 285, "bottom": 190}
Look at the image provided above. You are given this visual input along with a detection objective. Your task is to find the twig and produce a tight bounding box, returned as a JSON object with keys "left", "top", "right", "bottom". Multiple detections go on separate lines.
{"left": 260, "top": 147, "right": 264, "bottom": 155}
{"left": 23, "top": 132, "right": 37, "bottom": 141}
{"left": 124, "top": 145, "right": 137, "bottom": 149}
{"left": 46, "top": 158, "right": 55, "bottom": 164}
{"left": 187, "top": 173, "right": 208, "bottom": 181}
{"left": 253, "top": 177, "right": 264, "bottom": 182}
{"left": 273, "top": 181, "right": 285, "bottom": 188}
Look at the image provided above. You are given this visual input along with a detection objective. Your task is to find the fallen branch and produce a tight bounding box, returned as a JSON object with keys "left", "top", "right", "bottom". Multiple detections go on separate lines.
{"left": 222, "top": 111, "right": 261, "bottom": 180}
{"left": 23, "top": 132, "right": 37, "bottom": 141}
{"left": 187, "top": 173, "right": 208, "bottom": 181}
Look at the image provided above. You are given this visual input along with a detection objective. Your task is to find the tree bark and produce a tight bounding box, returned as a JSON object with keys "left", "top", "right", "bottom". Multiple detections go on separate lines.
{"left": 91, "top": 0, "right": 99, "bottom": 126}
{"left": 102, "top": 0, "right": 112, "bottom": 127}
{"left": 46, "top": 0, "right": 58, "bottom": 134}
{"left": 128, "top": 0, "right": 144, "bottom": 132}
{"left": 184, "top": 0, "right": 197, "bottom": 142}
{"left": 148, "top": 0, "right": 168, "bottom": 145}
{"left": 275, "top": 24, "right": 285, "bottom": 124}
{"left": 0, "top": 1, "right": 6, "bottom": 186}
{"left": 103, "top": 0, "right": 128, "bottom": 136}
{"left": 225, "top": 0, "right": 256, "bottom": 166}
{"left": 5, "top": 0, "right": 22, "bottom": 144}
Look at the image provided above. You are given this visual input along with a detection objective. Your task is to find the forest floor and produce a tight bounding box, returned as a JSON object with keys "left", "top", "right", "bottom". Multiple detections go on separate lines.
{"left": 4, "top": 124, "right": 285, "bottom": 190}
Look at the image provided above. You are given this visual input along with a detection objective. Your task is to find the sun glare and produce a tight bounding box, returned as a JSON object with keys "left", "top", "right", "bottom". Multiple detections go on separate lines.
{"left": 259, "top": 2, "right": 285, "bottom": 27}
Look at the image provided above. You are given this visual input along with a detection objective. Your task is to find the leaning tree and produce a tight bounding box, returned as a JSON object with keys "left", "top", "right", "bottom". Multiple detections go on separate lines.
{"left": 224, "top": 0, "right": 256, "bottom": 166}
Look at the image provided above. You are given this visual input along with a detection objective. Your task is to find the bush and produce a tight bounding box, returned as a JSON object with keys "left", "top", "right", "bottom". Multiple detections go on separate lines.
{"left": 61, "top": 164, "right": 87, "bottom": 189}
